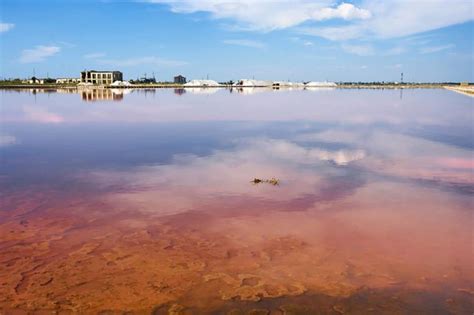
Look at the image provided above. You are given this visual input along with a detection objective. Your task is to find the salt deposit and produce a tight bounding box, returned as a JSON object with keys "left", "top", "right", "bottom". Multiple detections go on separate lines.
{"left": 305, "top": 81, "right": 337, "bottom": 87}
{"left": 110, "top": 81, "right": 132, "bottom": 87}
{"left": 184, "top": 80, "right": 222, "bottom": 87}
{"left": 233, "top": 79, "right": 272, "bottom": 87}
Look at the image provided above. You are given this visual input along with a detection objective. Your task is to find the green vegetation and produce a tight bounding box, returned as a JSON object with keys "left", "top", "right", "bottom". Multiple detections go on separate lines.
{"left": 0, "top": 79, "right": 24, "bottom": 85}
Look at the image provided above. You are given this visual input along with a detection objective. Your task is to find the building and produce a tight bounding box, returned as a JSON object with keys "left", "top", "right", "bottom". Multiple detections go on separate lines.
{"left": 22, "top": 77, "right": 44, "bottom": 84}
{"left": 80, "top": 70, "right": 123, "bottom": 85}
{"left": 174, "top": 88, "right": 186, "bottom": 95}
{"left": 174, "top": 75, "right": 186, "bottom": 84}
{"left": 56, "top": 78, "right": 81, "bottom": 84}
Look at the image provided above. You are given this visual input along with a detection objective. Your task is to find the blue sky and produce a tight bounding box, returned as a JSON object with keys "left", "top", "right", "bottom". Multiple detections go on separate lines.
{"left": 1, "top": 0, "right": 473, "bottom": 82}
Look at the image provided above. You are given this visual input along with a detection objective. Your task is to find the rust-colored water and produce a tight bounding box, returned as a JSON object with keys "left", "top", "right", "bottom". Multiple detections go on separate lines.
{"left": 0, "top": 88, "right": 472, "bottom": 314}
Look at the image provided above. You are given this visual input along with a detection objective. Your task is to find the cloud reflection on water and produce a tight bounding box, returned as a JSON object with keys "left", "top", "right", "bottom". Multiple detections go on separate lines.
{"left": 88, "top": 138, "right": 366, "bottom": 216}
{"left": 83, "top": 130, "right": 472, "bottom": 297}
{"left": 1, "top": 88, "right": 472, "bottom": 311}
{"left": 2, "top": 88, "right": 472, "bottom": 128}
{"left": 299, "top": 129, "right": 474, "bottom": 192}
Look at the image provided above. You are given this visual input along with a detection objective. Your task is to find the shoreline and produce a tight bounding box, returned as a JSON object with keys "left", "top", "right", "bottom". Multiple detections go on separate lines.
{"left": 0, "top": 84, "right": 468, "bottom": 90}
{"left": 443, "top": 86, "right": 474, "bottom": 97}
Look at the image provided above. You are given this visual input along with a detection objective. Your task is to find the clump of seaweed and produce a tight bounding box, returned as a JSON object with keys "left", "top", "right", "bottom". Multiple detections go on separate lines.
{"left": 251, "top": 177, "right": 280, "bottom": 186}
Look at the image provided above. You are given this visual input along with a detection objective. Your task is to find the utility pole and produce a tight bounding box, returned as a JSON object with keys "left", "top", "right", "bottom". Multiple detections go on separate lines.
{"left": 401, "top": 72, "right": 404, "bottom": 84}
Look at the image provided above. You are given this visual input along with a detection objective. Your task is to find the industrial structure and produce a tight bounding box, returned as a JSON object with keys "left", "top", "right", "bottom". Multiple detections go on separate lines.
{"left": 80, "top": 70, "right": 123, "bottom": 85}
{"left": 22, "top": 77, "right": 44, "bottom": 84}
{"left": 174, "top": 75, "right": 186, "bottom": 84}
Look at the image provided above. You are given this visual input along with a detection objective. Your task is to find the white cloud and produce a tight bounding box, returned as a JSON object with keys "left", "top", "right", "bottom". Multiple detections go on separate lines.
{"left": 289, "top": 37, "right": 314, "bottom": 47}
{"left": 0, "top": 22, "right": 14, "bottom": 33}
{"left": 419, "top": 44, "right": 455, "bottom": 54}
{"left": 300, "top": 0, "right": 473, "bottom": 40}
{"left": 312, "top": 3, "right": 371, "bottom": 20}
{"left": 361, "top": 0, "right": 472, "bottom": 38}
{"left": 299, "top": 24, "right": 364, "bottom": 41}
{"left": 84, "top": 52, "right": 107, "bottom": 59}
{"left": 384, "top": 46, "right": 407, "bottom": 56}
{"left": 147, "top": 0, "right": 371, "bottom": 31}
{"left": 222, "top": 39, "right": 265, "bottom": 48}
{"left": 57, "top": 41, "right": 76, "bottom": 48}
{"left": 342, "top": 44, "right": 374, "bottom": 56}
{"left": 404, "top": 33, "right": 436, "bottom": 46}
{"left": 97, "top": 56, "right": 187, "bottom": 67}
{"left": 19, "top": 45, "right": 61, "bottom": 63}
{"left": 147, "top": 0, "right": 472, "bottom": 41}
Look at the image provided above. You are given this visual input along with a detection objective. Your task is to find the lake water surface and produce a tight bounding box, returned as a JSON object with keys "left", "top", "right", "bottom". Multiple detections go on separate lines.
{"left": 0, "top": 88, "right": 472, "bottom": 314}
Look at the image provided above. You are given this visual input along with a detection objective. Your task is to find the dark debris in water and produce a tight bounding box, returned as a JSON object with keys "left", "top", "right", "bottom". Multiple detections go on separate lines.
{"left": 251, "top": 178, "right": 280, "bottom": 186}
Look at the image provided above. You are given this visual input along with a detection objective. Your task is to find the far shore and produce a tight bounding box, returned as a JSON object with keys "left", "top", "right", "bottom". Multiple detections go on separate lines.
{"left": 443, "top": 85, "right": 474, "bottom": 97}
{"left": 0, "top": 83, "right": 470, "bottom": 90}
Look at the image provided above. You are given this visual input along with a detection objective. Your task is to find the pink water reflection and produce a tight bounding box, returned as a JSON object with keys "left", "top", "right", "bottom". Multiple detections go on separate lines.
{"left": 0, "top": 88, "right": 472, "bottom": 313}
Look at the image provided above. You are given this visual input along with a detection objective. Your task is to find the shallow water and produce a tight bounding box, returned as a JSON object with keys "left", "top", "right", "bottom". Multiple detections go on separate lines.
{"left": 0, "top": 88, "right": 472, "bottom": 314}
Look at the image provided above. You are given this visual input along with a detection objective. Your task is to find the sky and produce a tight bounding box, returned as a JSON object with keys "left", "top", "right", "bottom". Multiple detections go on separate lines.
{"left": 0, "top": 0, "right": 473, "bottom": 82}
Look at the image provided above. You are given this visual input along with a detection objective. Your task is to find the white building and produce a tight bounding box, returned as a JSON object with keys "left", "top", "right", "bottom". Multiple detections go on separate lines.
{"left": 22, "top": 78, "right": 45, "bottom": 84}
{"left": 81, "top": 70, "right": 123, "bottom": 85}
{"left": 56, "top": 78, "right": 81, "bottom": 84}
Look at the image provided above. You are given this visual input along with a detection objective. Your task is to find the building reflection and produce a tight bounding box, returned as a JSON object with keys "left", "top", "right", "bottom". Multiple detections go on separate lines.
{"left": 174, "top": 88, "right": 186, "bottom": 96}
{"left": 80, "top": 89, "right": 125, "bottom": 102}
{"left": 56, "top": 88, "right": 78, "bottom": 94}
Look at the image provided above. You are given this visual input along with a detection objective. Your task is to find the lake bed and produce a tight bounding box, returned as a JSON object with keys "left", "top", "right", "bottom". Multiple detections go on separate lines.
{"left": 0, "top": 88, "right": 472, "bottom": 314}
